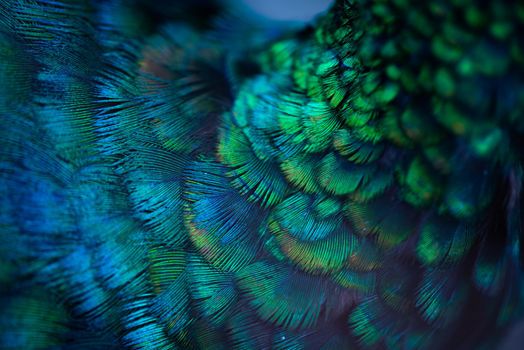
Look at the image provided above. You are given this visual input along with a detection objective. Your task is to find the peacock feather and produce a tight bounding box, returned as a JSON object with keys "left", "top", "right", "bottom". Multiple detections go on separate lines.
{"left": 1, "top": 0, "right": 524, "bottom": 348}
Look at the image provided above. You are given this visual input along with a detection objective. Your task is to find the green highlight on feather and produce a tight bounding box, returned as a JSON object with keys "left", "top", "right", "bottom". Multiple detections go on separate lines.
{"left": 319, "top": 57, "right": 354, "bottom": 109}
{"left": 218, "top": 120, "right": 287, "bottom": 208}
{"left": 380, "top": 111, "right": 415, "bottom": 147}
{"left": 349, "top": 169, "right": 394, "bottom": 203}
{"left": 345, "top": 196, "right": 420, "bottom": 248}
{"left": 237, "top": 262, "right": 326, "bottom": 330}
{"left": 267, "top": 193, "right": 360, "bottom": 275}
{"left": 274, "top": 92, "right": 341, "bottom": 154}
{"left": 186, "top": 205, "right": 256, "bottom": 272}
{"left": 348, "top": 300, "right": 386, "bottom": 347}
{"left": 416, "top": 214, "right": 474, "bottom": 266}
{"left": 271, "top": 193, "right": 342, "bottom": 241}
{"left": 280, "top": 154, "right": 322, "bottom": 193}
{"left": 400, "top": 157, "right": 443, "bottom": 207}
{"left": 332, "top": 269, "right": 376, "bottom": 295}
{"left": 188, "top": 254, "right": 237, "bottom": 326}
{"left": 270, "top": 215, "right": 356, "bottom": 274}
{"left": 349, "top": 298, "right": 429, "bottom": 349}
{"left": 292, "top": 46, "right": 326, "bottom": 100}
{"left": 259, "top": 39, "right": 299, "bottom": 73}
{"left": 317, "top": 152, "right": 375, "bottom": 195}
{"left": 301, "top": 100, "right": 341, "bottom": 152}
{"left": 333, "top": 129, "right": 384, "bottom": 164}
{"left": 469, "top": 126, "right": 504, "bottom": 158}
{"left": 148, "top": 246, "right": 186, "bottom": 294}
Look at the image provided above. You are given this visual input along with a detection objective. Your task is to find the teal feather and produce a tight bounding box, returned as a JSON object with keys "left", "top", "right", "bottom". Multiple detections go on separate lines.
{"left": 1, "top": 0, "right": 524, "bottom": 349}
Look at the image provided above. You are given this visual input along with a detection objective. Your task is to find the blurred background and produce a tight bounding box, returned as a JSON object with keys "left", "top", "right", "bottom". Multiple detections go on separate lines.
{"left": 114, "top": 0, "right": 335, "bottom": 36}
{"left": 232, "top": 0, "right": 334, "bottom": 23}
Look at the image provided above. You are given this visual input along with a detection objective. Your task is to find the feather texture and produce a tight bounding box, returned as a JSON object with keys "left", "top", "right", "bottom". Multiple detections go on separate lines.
{"left": 1, "top": 0, "right": 524, "bottom": 348}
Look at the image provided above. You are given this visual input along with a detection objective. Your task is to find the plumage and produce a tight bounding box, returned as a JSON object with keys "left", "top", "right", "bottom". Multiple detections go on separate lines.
{"left": 1, "top": 0, "right": 524, "bottom": 349}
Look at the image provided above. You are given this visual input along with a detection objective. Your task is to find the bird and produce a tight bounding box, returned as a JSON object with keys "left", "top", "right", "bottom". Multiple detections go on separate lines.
{"left": 1, "top": 0, "right": 523, "bottom": 349}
